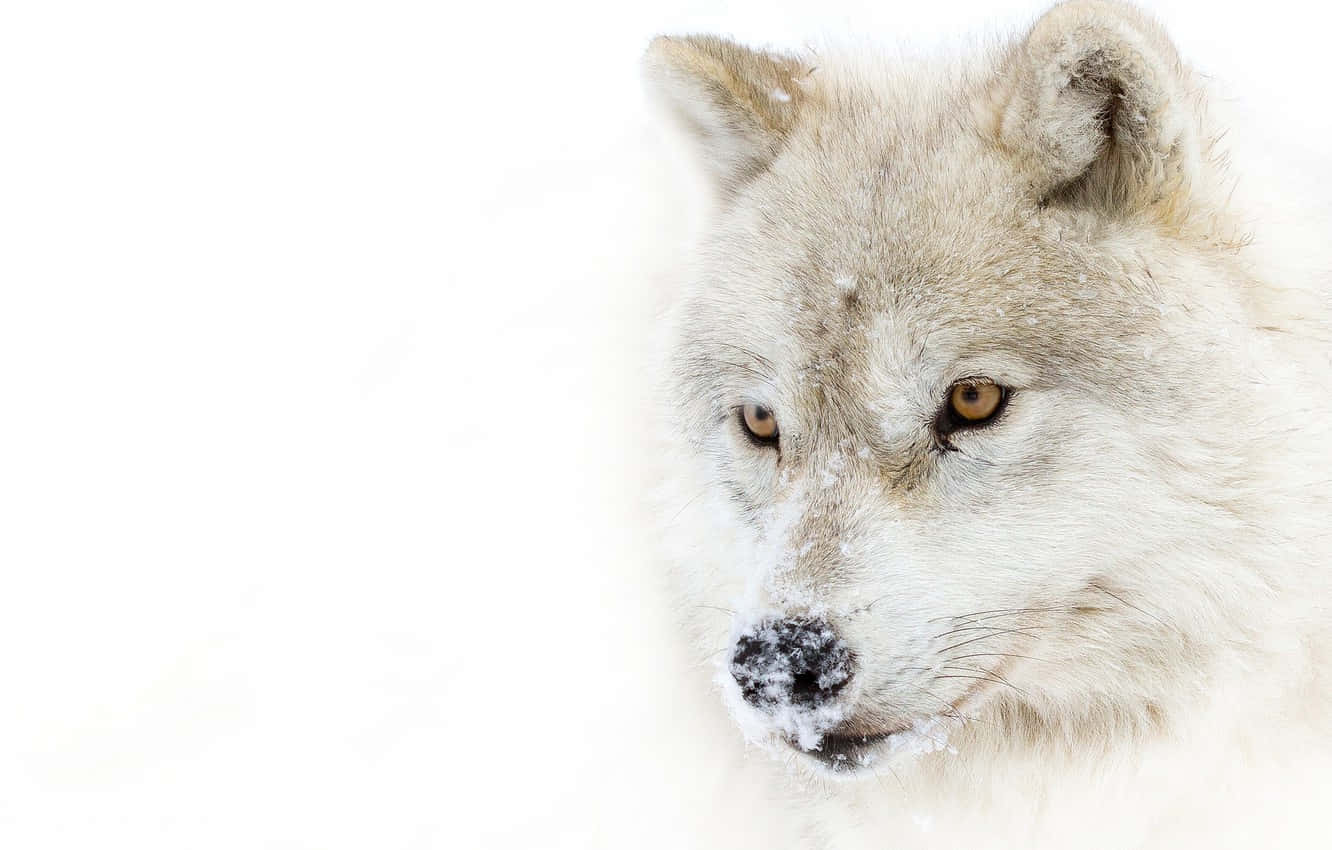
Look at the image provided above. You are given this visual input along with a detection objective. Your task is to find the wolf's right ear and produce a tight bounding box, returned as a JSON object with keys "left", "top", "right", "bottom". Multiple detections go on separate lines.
{"left": 643, "top": 35, "right": 813, "bottom": 198}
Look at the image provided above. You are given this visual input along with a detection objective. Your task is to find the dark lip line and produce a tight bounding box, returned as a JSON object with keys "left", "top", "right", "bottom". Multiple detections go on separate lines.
{"left": 811, "top": 730, "right": 896, "bottom": 761}
{"left": 800, "top": 731, "right": 895, "bottom": 771}
{"left": 796, "top": 674, "right": 1004, "bottom": 771}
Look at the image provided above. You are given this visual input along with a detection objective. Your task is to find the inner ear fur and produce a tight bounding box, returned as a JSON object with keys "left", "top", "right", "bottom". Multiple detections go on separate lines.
{"left": 990, "top": 0, "right": 1200, "bottom": 217}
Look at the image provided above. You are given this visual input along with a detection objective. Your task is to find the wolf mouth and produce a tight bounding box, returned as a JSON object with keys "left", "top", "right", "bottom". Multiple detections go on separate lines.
{"left": 791, "top": 715, "right": 961, "bottom": 775}
{"left": 791, "top": 678, "right": 996, "bottom": 774}
{"left": 799, "top": 730, "right": 897, "bottom": 770}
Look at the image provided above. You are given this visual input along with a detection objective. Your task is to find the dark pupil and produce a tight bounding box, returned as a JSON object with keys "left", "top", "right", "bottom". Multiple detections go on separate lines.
{"left": 752, "top": 407, "right": 770, "bottom": 421}
{"left": 962, "top": 388, "right": 980, "bottom": 403}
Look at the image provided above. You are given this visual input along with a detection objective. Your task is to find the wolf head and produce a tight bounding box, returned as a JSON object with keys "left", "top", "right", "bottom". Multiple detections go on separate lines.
{"left": 644, "top": 1, "right": 1324, "bottom": 778}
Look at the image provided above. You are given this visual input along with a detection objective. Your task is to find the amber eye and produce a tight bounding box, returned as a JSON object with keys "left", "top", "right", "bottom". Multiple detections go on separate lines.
{"left": 740, "top": 403, "right": 779, "bottom": 444}
{"left": 943, "top": 381, "right": 1007, "bottom": 432}
{"left": 950, "top": 382, "right": 1003, "bottom": 421}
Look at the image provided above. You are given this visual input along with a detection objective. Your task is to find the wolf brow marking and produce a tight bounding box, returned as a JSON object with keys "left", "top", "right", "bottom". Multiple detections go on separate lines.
{"left": 713, "top": 341, "right": 776, "bottom": 373}
{"left": 707, "top": 359, "right": 773, "bottom": 382}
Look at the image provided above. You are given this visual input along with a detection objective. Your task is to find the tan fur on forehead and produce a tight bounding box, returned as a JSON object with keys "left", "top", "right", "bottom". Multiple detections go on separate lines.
{"left": 684, "top": 108, "right": 1193, "bottom": 423}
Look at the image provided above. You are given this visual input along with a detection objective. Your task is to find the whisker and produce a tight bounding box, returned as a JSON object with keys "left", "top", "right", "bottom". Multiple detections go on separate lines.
{"left": 931, "top": 673, "right": 1028, "bottom": 697}
{"left": 950, "top": 606, "right": 1087, "bottom": 627}
{"left": 936, "top": 666, "right": 1029, "bottom": 697}
{"left": 878, "top": 761, "right": 908, "bottom": 794}
{"left": 947, "top": 651, "right": 1055, "bottom": 664}
{"left": 927, "top": 606, "right": 1073, "bottom": 625}
{"left": 874, "top": 679, "right": 955, "bottom": 713}
{"left": 1089, "top": 582, "right": 1171, "bottom": 629}
{"left": 849, "top": 592, "right": 894, "bottom": 615}
{"left": 938, "top": 627, "right": 1041, "bottom": 654}
{"left": 933, "top": 623, "right": 1037, "bottom": 640}
{"left": 876, "top": 680, "right": 993, "bottom": 728}
{"left": 666, "top": 485, "right": 711, "bottom": 525}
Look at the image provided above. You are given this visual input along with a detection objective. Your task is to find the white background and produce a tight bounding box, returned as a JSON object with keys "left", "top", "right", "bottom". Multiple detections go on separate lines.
{"left": 1, "top": 1, "right": 1326, "bottom": 848}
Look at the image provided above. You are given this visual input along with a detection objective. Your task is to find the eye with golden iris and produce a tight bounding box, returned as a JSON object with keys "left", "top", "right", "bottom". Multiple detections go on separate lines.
{"left": 740, "top": 403, "right": 779, "bottom": 445}
{"left": 938, "top": 380, "right": 1008, "bottom": 436}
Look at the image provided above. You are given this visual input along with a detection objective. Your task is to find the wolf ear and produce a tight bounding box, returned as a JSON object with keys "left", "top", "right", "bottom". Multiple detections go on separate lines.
{"left": 991, "top": 0, "right": 1199, "bottom": 215}
{"left": 643, "top": 35, "right": 813, "bottom": 198}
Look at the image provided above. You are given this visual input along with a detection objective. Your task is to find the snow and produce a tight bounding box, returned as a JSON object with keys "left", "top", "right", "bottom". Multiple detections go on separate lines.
{"left": 882, "top": 716, "right": 958, "bottom": 759}
{"left": 820, "top": 450, "right": 846, "bottom": 487}
{"left": 720, "top": 620, "right": 850, "bottom": 752}
{"left": 722, "top": 669, "right": 848, "bottom": 753}
{"left": 0, "top": 1, "right": 1325, "bottom": 849}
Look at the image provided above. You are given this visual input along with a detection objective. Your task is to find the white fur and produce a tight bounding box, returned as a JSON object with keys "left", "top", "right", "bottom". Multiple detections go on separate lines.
{"left": 641, "top": 2, "right": 1332, "bottom": 847}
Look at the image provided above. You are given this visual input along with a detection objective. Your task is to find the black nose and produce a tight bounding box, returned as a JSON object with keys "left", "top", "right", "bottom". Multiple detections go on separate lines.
{"left": 730, "top": 619, "right": 853, "bottom": 709}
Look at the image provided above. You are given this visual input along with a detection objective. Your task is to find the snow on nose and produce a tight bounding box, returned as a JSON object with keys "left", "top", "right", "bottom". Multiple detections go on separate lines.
{"left": 729, "top": 618, "right": 853, "bottom": 710}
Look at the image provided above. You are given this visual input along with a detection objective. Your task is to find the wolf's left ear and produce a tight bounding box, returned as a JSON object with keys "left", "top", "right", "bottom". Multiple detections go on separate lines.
{"left": 989, "top": 0, "right": 1200, "bottom": 215}
{"left": 643, "top": 35, "right": 813, "bottom": 198}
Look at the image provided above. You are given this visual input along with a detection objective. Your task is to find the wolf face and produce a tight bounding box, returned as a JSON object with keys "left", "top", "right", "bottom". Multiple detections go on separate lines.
{"left": 645, "top": 2, "right": 1320, "bottom": 779}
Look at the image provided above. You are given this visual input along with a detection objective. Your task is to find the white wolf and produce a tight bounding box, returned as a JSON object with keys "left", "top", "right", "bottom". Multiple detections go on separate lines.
{"left": 641, "top": 1, "right": 1332, "bottom": 847}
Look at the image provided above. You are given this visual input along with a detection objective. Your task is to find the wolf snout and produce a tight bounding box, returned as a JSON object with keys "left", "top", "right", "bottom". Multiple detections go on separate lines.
{"left": 730, "top": 618, "right": 854, "bottom": 710}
